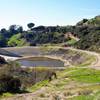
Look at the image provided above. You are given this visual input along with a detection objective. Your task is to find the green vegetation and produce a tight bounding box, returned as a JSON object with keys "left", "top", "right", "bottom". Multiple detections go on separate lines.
{"left": 8, "top": 34, "right": 28, "bottom": 47}
{"left": 0, "top": 47, "right": 99, "bottom": 99}
{"left": 74, "top": 15, "right": 100, "bottom": 52}
{"left": 51, "top": 67, "right": 100, "bottom": 99}
{"left": 66, "top": 38, "right": 77, "bottom": 46}
{"left": 0, "top": 45, "right": 97, "bottom": 100}
{"left": 0, "top": 15, "right": 99, "bottom": 52}
{"left": 66, "top": 68, "right": 100, "bottom": 83}
{"left": 0, "top": 75, "right": 21, "bottom": 93}
{"left": 0, "top": 45, "right": 99, "bottom": 100}
{"left": 69, "top": 95, "right": 94, "bottom": 100}
{"left": 0, "top": 57, "right": 57, "bottom": 97}
{"left": 23, "top": 67, "right": 100, "bottom": 100}
{"left": 75, "top": 30, "right": 100, "bottom": 52}
{"left": 0, "top": 25, "right": 68, "bottom": 47}
{"left": 0, "top": 92, "right": 13, "bottom": 99}
{"left": 87, "top": 15, "right": 100, "bottom": 26}
{"left": 27, "top": 80, "right": 49, "bottom": 92}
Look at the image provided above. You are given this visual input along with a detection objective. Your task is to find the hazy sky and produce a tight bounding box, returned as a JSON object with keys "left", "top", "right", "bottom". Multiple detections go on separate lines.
{"left": 0, "top": 0, "right": 100, "bottom": 29}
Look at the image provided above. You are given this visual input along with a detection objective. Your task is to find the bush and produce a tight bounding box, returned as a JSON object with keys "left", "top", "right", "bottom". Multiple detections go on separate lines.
{"left": 0, "top": 75, "right": 21, "bottom": 93}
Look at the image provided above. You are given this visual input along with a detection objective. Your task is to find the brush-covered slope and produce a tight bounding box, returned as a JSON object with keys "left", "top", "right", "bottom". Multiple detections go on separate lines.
{"left": 74, "top": 15, "right": 100, "bottom": 52}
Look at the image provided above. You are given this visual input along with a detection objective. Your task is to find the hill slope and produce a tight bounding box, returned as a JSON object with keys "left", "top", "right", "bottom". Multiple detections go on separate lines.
{"left": 0, "top": 15, "right": 99, "bottom": 52}
{"left": 1, "top": 47, "right": 100, "bottom": 100}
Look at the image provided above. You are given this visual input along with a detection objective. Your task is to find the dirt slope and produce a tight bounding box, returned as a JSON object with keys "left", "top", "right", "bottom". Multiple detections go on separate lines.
{"left": 66, "top": 47, "right": 100, "bottom": 69}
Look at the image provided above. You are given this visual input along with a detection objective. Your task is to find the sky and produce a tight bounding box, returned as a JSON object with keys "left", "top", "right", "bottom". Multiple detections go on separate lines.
{"left": 0, "top": 0, "right": 100, "bottom": 29}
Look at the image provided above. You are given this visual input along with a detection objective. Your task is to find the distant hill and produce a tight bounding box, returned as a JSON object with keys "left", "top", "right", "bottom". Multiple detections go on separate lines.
{"left": 74, "top": 15, "right": 100, "bottom": 52}
{"left": 76, "top": 15, "right": 100, "bottom": 26}
{"left": 87, "top": 15, "right": 100, "bottom": 26}
{"left": 0, "top": 15, "right": 100, "bottom": 52}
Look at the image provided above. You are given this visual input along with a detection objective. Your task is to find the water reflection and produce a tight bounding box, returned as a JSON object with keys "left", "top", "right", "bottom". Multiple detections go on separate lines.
{"left": 18, "top": 57, "right": 64, "bottom": 68}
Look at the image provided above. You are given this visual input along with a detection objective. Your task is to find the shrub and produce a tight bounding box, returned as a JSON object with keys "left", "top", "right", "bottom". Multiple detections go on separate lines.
{"left": 39, "top": 93, "right": 45, "bottom": 97}
{"left": 0, "top": 75, "right": 21, "bottom": 93}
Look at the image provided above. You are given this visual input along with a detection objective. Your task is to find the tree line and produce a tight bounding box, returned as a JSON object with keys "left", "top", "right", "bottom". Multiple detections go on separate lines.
{"left": 0, "top": 15, "right": 100, "bottom": 52}
{"left": 0, "top": 23, "right": 69, "bottom": 47}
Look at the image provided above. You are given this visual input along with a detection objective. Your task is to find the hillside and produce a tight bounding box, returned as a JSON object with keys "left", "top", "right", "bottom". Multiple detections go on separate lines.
{"left": 4, "top": 68, "right": 100, "bottom": 100}
{"left": 0, "top": 15, "right": 100, "bottom": 99}
{"left": 76, "top": 15, "right": 100, "bottom": 26}
{"left": 0, "top": 15, "right": 99, "bottom": 52}
{"left": 1, "top": 47, "right": 100, "bottom": 100}
{"left": 74, "top": 15, "right": 100, "bottom": 52}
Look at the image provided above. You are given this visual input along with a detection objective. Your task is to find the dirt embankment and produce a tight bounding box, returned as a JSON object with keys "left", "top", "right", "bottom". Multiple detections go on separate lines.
{"left": 3, "top": 46, "right": 41, "bottom": 56}
{"left": 66, "top": 47, "right": 100, "bottom": 69}
{"left": 0, "top": 48, "right": 21, "bottom": 61}
{"left": 0, "top": 48, "right": 21, "bottom": 57}
{"left": 3, "top": 46, "right": 95, "bottom": 67}
{"left": 1, "top": 46, "right": 99, "bottom": 68}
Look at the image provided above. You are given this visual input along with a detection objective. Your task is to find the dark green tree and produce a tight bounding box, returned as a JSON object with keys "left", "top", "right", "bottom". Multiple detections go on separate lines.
{"left": 27, "top": 23, "right": 35, "bottom": 30}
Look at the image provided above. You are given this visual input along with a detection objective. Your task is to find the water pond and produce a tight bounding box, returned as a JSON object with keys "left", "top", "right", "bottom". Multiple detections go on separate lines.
{"left": 18, "top": 57, "right": 64, "bottom": 68}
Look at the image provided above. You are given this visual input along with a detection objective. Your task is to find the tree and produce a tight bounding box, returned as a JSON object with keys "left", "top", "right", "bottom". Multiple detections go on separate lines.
{"left": 0, "top": 75, "right": 21, "bottom": 93}
{"left": 0, "top": 34, "right": 7, "bottom": 47}
{"left": 16, "top": 26, "right": 23, "bottom": 33}
{"left": 1, "top": 28, "right": 7, "bottom": 34}
{"left": 76, "top": 19, "right": 88, "bottom": 26}
{"left": 9, "top": 25, "right": 17, "bottom": 34}
{"left": 9, "top": 25, "right": 23, "bottom": 35}
{"left": 0, "top": 28, "right": 10, "bottom": 38}
{"left": 27, "top": 23, "right": 35, "bottom": 30}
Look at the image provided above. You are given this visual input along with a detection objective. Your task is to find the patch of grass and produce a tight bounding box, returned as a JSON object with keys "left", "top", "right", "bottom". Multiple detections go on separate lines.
{"left": 66, "top": 39, "right": 77, "bottom": 45}
{"left": 0, "top": 92, "right": 13, "bottom": 98}
{"left": 54, "top": 79, "right": 69, "bottom": 89}
{"left": 57, "top": 69, "right": 69, "bottom": 77}
{"left": 67, "top": 68, "right": 100, "bottom": 83}
{"left": 93, "top": 91, "right": 100, "bottom": 99}
{"left": 58, "top": 67, "right": 82, "bottom": 78}
{"left": 27, "top": 80, "right": 49, "bottom": 92}
{"left": 68, "top": 95, "right": 94, "bottom": 100}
